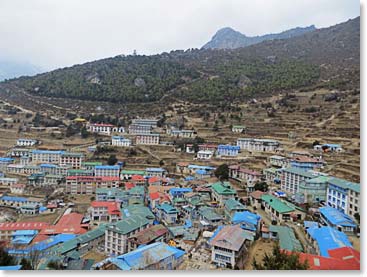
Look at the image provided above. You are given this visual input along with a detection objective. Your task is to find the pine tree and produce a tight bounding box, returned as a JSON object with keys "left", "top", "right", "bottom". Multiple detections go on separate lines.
{"left": 252, "top": 244, "right": 309, "bottom": 270}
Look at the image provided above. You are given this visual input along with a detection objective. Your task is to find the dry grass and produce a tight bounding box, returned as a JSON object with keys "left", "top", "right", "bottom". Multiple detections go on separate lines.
{"left": 245, "top": 239, "right": 276, "bottom": 270}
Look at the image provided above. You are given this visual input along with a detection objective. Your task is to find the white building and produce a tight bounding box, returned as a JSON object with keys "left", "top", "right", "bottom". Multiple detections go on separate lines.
{"left": 129, "top": 124, "right": 152, "bottom": 134}
{"left": 132, "top": 118, "right": 158, "bottom": 128}
{"left": 0, "top": 177, "right": 19, "bottom": 188}
{"left": 136, "top": 134, "right": 160, "bottom": 145}
{"left": 210, "top": 225, "right": 253, "bottom": 268}
{"left": 196, "top": 150, "right": 214, "bottom": 160}
{"left": 87, "top": 123, "right": 115, "bottom": 135}
{"left": 237, "top": 138, "right": 280, "bottom": 152}
{"left": 326, "top": 177, "right": 360, "bottom": 217}
{"left": 89, "top": 201, "right": 121, "bottom": 223}
{"left": 168, "top": 128, "right": 196, "bottom": 138}
{"left": 31, "top": 150, "right": 65, "bottom": 163}
{"left": 268, "top": 155, "right": 289, "bottom": 168}
{"left": 104, "top": 207, "right": 154, "bottom": 255}
{"left": 111, "top": 136, "right": 132, "bottom": 147}
{"left": 94, "top": 165, "right": 120, "bottom": 177}
{"left": 59, "top": 152, "right": 84, "bottom": 169}
{"left": 281, "top": 167, "right": 323, "bottom": 195}
{"left": 231, "top": 125, "right": 246, "bottom": 133}
{"left": 10, "top": 183, "right": 26, "bottom": 194}
{"left": 16, "top": 138, "right": 38, "bottom": 147}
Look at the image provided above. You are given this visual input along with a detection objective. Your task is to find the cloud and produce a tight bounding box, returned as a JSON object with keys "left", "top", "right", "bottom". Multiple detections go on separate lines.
{"left": 0, "top": 0, "right": 360, "bottom": 70}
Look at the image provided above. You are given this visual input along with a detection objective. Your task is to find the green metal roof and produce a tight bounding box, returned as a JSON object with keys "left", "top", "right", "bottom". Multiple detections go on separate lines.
{"left": 282, "top": 167, "right": 315, "bottom": 178}
{"left": 306, "top": 176, "right": 330, "bottom": 184}
{"left": 198, "top": 206, "right": 222, "bottom": 221}
{"left": 269, "top": 225, "right": 303, "bottom": 252}
{"left": 82, "top": 161, "right": 102, "bottom": 166}
{"left": 211, "top": 182, "right": 237, "bottom": 195}
{"left": 224, "top": 198, "right": 246, "bottom": 211}
{"left": 261, "top": 194, "right": 295, "bottom": 214}
{"left": 62, "top": 152, "right": 84, "bottom": 157}
{"left": 328, "top": 177, "right": 360, "bottom": 193}
{"left": 158, "top": 203, "right": 179, "bottom": 214}
{"left": 121, "top": 170, "right": 145, "bottom": 175}
{"left": 67, "top": 169, "right": 93, "bottom": 174}
{"left": 263, "top": 167, "right": 279, "bottom": 174}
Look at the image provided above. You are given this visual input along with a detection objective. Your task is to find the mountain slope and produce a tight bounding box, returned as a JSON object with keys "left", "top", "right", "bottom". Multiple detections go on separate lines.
{"left": 0, "top": 17, "right": 359, "bottom": 105}
{"left": 202, "top": 25, "right": 316, "bottom": 49}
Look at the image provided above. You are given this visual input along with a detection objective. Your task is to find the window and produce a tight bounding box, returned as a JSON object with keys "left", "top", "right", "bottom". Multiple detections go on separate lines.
{"left": 215, "top": 254, "right": 231, "bottom": 262}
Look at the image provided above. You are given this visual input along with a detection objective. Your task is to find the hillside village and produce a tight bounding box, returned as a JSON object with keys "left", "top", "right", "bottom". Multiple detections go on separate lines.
{"left": 0, "top": 91, "right": 360, "bottom": 270}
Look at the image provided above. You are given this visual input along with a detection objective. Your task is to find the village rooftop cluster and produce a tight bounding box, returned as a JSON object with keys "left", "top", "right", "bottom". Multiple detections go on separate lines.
{"left": 0, "top": 115, "right": 360, "bottom": 270}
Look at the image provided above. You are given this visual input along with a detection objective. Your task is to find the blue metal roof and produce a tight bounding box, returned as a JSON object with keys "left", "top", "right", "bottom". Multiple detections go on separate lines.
{"left": 196, "top": 169, "right": 210, "bottom": 175}
{"left": 32, "top": 150, "right": 65, "bottom": 155}
{"left": 12, "top": 236, "right": 34, "bottom": 245}
{"left": 319, "top": 207, "right": 357, "bottom": 227}
{"left": 157, "top": 203, "right": 178, "bottom": 214}
{"left": 40, "top": 163, "right": 57, "bottom": 168}
{"left": 13, "top": 230, "right": 38, "bottom": 236}
{"left": 274, "top": 191, "right": 287, "bottom": 197}
{"left": 307, "top": 226, "right": 352, "bottom": 257}
{"left": 110, "top": 242, "right": 185, "bottom": 270}
{"left": 188, "top": 164, "right": 215, "bottom": 170}
{"left": 208, "top": 225, "right": 224, "bottom": 243}
{"left": 0, "top": 157, "right": 14, "bottom": 162}
{"left": 323, "top": 144, "right": 341, "bottom": 148}
{"left": 0, "top": 265, "right": 22, "bottom": 270}
{"left": 303, "top": 221, "right": 319, "bottom": 229}
{"left": 169, "top": 188, "right": 193, "bottom": 196}
{"left": 95, "top": 165, "right": 120, "bottom": 170}
{"left": 218, "top": 145, "right": 240, "bottom": 150}
{"left": 185, "top": 176, "right": 195, "bottom": 181}
{"left": 231, "top": 211, "right": 261, "bottom": 226}
{"left": 184, "top": 220, "right": 192, "bottom": 229}
{"left": 0, "top": 196, "right": 27, "bottom": 202}
{"left": 30, "top": 233, "right": 76, "bottom": 252}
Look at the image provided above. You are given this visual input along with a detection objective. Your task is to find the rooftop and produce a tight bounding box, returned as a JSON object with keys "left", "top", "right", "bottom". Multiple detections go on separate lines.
{"left": 232, "top": 211, "right": 261, "bottom": 226}
{"left": 269, "top": 225, "right": 303, "bottom": 252}
{"left": 224, "top": 198, "right": 246, "bottom": 211}
{"left": 128, "top": 224, "right": 168, "bottom": 245}
{"left": 319, "top": 207, "right": 357, "bottom": 227}
{"left": 307, "top": 226, "right": 352, "bottom": 257}
{"left": 109, "top": 242, "right": 185, "bottom": 270}
{"left": 91, "top": 201, "right": 121, "bottom": 216}
{"left": 328, "top": 177, "right": 360, "bottom": 193}
{"left": 261, "top": 194, "right": 295, "bottom": 213}
{"left": 210, "top": 225, "right": 254, "bottom": 251}
{"left": 211, "top": 182, "right": 236, "bottom": 195}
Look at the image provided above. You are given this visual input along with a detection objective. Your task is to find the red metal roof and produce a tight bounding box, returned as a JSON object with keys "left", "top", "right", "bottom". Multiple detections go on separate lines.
{"left": 177, "top": 162, "right": 190, "bottom": 166}
{"left": 10, "top": 183, "right": 26, "bottom": 188}
{"left": 125, "top": 182, "right": 136, "bottom": 190}
{"left": 291, "top": 156, "right": 322, "bottom": 163}
{"left": 91, "top": 201, "right": 121, "bottom": 216}
{"left": 149, "top": 192, "right": 160, "bottom": 200}
{"left": 31, "top": 234, "right": 50, "bottom": 244}
{"left": 40, "top": 212, "right": 87, "bottom": 235}
{"left": 90, "top": 123, "right": 114, "bottom": 127}
{"left": 285, "top": 247, "right": 360, "bottom": 270}
{"left": 148, "top": 176, "right": 161, "bottom": 184}
{"left": 0, "top": 222, "right": 49, "bottom": 231}
{"left": 239, "top": 167, "right": 262, "bottom": 175}
{"left": 131, "top": 175, "right": 145, "bottom": 181}
{"left": 250, "top": 190, "right": 265, "bottom": 199}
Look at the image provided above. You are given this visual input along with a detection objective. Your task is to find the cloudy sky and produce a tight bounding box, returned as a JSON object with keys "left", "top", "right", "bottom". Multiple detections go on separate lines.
{"left": 0, "top": 0, "right": 360, "bottom": 71}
